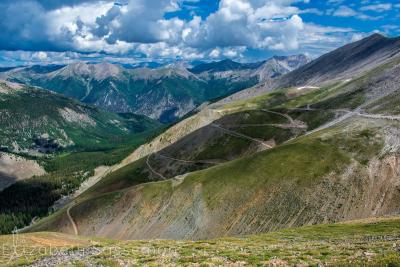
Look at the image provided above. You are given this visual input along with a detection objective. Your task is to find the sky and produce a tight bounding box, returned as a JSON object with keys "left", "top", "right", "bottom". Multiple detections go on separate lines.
{"left": 0, "top": 0, "right": 399, "bottom": 67}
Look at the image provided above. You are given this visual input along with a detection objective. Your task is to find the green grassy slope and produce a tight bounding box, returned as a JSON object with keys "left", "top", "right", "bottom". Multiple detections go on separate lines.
{"left": 28, "top": 53, "right": 400, "bottom": 241}
{"left": 26, "top": 106, "right": 309, "bottom": 236}
{"left": 2, "top": 216, "right": 400, "bottom": 266}
{"left": 5, "top": 64, "right": 261, "bottom": 123}
{"left": 0, "top": 81, "right": 163, "bottom": 234}
{"left": 0, "top": 132, "right": 161, "bottom": 235}
{"left": 70, "top": 108, "right": 304, "bottom": 198}
{"left": 30, "top": 111, "right": 400, "bottom": 240}
{"left": 0, "top": 81, "right": 161, "bottom": 153}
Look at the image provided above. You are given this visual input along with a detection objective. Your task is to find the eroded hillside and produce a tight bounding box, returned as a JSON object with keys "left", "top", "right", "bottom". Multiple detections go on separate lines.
{"left": 29, "top": 48, "right": 400, "bottom": 240}
{"left": 18, "top": 34, "right": 400, "bottom": 244}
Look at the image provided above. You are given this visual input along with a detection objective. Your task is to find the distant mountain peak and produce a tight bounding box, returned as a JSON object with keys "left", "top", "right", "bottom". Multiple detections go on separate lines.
{"left": 1, "top": 55, "right": 309, "bottom": 122}
{"left": 92, "top": 62, "right": 123, "bottom": 81}
{"left": 189, "top": 54, "right": 310, "bottom": 76}
{"left": 165, "top": 61, "right": 194, "bottom": 70}
{"left": 219, "top": 59, "right": 235, "bottom": 63}
{"left": 57, "top": 62, "right": 91, "bottom": 77}
{"left": 254, "top": 54, "right": 311, "bottom": 81}
{"left": 131, "top": 65, "right": 198, "bottom": 80}
{"left": 368, "top": 32, "right": 387, "bottom": 40}
{"left": 53, "top": 61, "right": 123, "bottom": 81}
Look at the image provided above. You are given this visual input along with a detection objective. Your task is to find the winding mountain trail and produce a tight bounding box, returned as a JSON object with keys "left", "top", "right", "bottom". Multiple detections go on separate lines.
{"left": 356, "top": 112, "right": 400, "bottom": 121}
{"left": 223, "top": 122, "right": 307, "bottom": 129}
{"left": 261, "top": 109, "right": 295, "bottom": 124}
{"left": 211, "top": 123, "right": 273, "bottom": 149}
{"left": 145, "top": 153, "right": 217, "bottom": 181}
{"left": 146, "top": 154, "right": 167, "bottom": 179}
{"left": 305, "top": 108, "right": 400, "bottom": 136}
{"left": 67, "top": 205, "right": 78, "bottom": 236}
{"left": 305, "top": 110, "right": 355, "bottom": 136}
{"left": 222, "top": 110, "right": 306, "bottom": 129}
{"left": 287, "top": 105, "right": 315, "bottom": 112}
{"left": 156, "top": 153, "right": 217, "bottom": 165}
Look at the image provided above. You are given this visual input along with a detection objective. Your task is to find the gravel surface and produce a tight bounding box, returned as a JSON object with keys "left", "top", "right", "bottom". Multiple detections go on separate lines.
{"left": 30, "top": 247, "right": 103, "bottom": 267}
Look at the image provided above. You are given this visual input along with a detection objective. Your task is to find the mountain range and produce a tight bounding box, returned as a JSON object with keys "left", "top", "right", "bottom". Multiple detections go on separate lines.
{"left": 0, "top": 55, "right": 310, "bottom": 122}
{"left": 0, "top": 80, "right": 160, "bottom": 154}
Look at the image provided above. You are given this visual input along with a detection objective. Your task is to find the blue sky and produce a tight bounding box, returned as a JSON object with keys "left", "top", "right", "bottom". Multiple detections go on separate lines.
{"left": 0, "top": 0, "right": 399, "bottom": 67}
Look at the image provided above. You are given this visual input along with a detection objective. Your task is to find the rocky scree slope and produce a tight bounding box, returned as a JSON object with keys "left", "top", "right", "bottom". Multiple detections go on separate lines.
{"left": 222, "top": 33, "right": 400, "bottom": 103}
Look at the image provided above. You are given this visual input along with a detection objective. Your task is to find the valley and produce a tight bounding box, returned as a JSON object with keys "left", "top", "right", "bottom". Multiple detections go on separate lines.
{"left": 0, "top": 81, "right": 163, "bottom": 234}
{"left": 0, "top": 55, "right": 309, "bottom": 123}
{"left": 23, "top": 36, "right": 400, "bottom": 240}
{"left": 0, "top": 33, "right": 400, "bottom": 266}
{"left": 0, "top": 55, "right": 310, "bottom": 236}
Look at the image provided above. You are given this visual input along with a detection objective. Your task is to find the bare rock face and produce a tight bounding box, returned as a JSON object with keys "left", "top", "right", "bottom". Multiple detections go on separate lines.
{"left": 59, "top": 108, "right": 96, "bottom": 127}
{"left": 254, "top": 55, "right": 311, "bottom": 82}
{"left": 0, "top": 152, "right": 46, "bottom": 191}
{"left": 54, "top": 62, "right": 124, "bottom": 81}
{"left": 0, "top": 80, "right": 22, "bottom": 94}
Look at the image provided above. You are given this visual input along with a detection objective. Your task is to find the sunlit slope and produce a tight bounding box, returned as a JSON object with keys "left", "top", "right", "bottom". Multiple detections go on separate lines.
{"left": 97, "top": 52, "right": 400, "bottom": 176}
{"left": 5, "top": 217, "right": 400, "bottom": 266}
{"left": 30, "top": 73, "right": 400, "bottom": 240}
{"left": 28, "top": 37, "right": 400, "bottom": 241}
{"left": 0, "top": 80, "right": 162, "bottom": 234}
{"left": 0, "top": 80, "right": 160, "bottom": 153}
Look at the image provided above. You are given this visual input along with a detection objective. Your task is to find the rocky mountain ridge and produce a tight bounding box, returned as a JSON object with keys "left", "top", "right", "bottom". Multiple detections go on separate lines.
{"left": 0, "top": 55, "right": 310, "bottom": 122}
{"left": 221, "top": 33, "right": 400, "bottom": 103}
